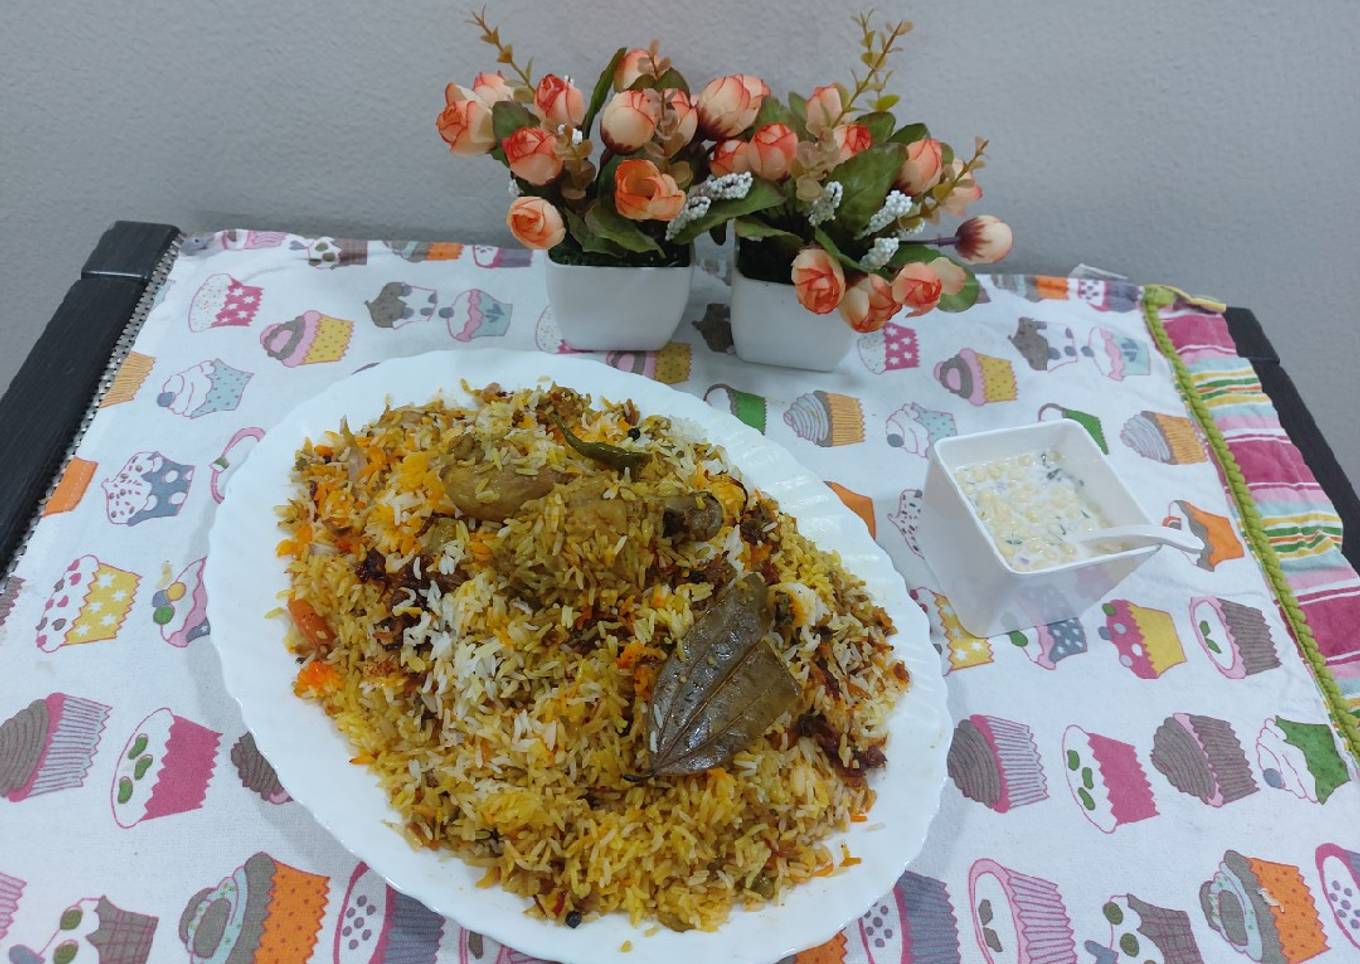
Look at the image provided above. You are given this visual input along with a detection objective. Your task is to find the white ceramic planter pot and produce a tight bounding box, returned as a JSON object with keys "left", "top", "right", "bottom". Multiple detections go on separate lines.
{"left": 729, "top": 265, "right": 855, "bottom": 371}
{"left": 545, "top": 256, "right": 693, "bottom": 351}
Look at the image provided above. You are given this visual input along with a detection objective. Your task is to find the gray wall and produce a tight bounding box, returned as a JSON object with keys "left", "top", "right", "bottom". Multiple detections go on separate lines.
{"left": 3, "top": 0, "right": 1357, "bottom": 478}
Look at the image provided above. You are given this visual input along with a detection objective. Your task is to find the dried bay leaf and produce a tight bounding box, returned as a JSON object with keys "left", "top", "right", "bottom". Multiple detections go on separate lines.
{"left": 645, "top": 574, "right": 800, "bottom": 776}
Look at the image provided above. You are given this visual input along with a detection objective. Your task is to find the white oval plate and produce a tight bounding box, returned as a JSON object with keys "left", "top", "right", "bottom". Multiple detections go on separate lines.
{"left": 207, "top": 348, "right": 950, "bottom": 964}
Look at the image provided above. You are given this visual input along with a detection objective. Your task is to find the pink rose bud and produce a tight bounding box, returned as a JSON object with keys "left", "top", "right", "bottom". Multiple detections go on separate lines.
{"left": 941, "top": 160, "right": 982, "bottom": 215}
{"left": 791, "top": 246, "right": 847, "bottom": 315}
{"left": 892, "top": 261, "right": 944, "bottom": 317}
{"left": 614, "top": 48, "right": 654, "bottom": 91}
{"left": 896, "top": 139, "right": 943, "bottom": 195}
{"left": 709, "top": 139, "right": 752, "bottom": 176}
{"left": 955, "top": 216, "right": 1013, "bottom": 264}
{"left": 436, "top": 84, "right": 495, "bottom": 156}
{"left": 502, "top": 126, "right": 564, "bottom": 186}
{"left": 614, "top": 158, "right": 686, "bottom": 222}
{"left": 600, "top": 89, "right": 662, "bottom": 152}
{"left": 804, "top": 84, "right": 843, "bottom": 137}
{"left": 506, "top": 197, "right": 566, "bottom": 250}
{"left": 533, "top": 74, "right": 585, "bottom": 129}
{"left": 472, "top": 71, "right": 516, "bottom": 105}
{"left": 696, "top": 74, "right": 766, "bottom": 139}
{"left": 930, "top": 256, "right": 968, "bottom": 295}
{"left": 746, "top": 123, "right": 798, "bottom": 181}
{"left": 840, "top": 274, "right": 900, "bottom": 333}
{"left": 832, "top": 124, "right": 872, "bottom": 163}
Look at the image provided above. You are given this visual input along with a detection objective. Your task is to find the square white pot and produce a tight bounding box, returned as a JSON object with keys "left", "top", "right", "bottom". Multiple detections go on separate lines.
{"left": 729, "top": 266, "right": 854, "bottom": 371}
{"left": 545, "top": 255, "right": 692, "bottom": 351}
{"left": 918, "top": 420, "right": 1159, "bottom": 636}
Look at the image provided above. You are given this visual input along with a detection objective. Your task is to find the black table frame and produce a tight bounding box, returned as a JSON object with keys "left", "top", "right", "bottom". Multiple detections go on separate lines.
{"left": 2, "top": 221, "right": 1357, "bottom": 575}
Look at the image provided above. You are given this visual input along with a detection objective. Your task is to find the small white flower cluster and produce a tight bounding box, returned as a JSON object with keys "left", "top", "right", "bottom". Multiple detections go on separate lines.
{"left": 571, "top": 128, "right": 583, "bottom": 147}
{"left": 508, "top": 177, "right": 522, "bottom": 198}
{"left": 664, "top": 173, "right": 752, "bottom": 241}
{"left": 859, "top": 190, "right": 913, "bottom": 237}
{"left": 665, "top": 195, "right": 712, "bottom": 241}
{"left": 807, "top": 181, "right": 843, "bottom": 226}
{"left": 861, "top": 236, "right": 900, "bottom": 271}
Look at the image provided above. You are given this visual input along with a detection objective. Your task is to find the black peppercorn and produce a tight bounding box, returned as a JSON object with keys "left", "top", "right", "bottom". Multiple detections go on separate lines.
{"left": 565, "top": 910, "right": 582, "bottom": 928}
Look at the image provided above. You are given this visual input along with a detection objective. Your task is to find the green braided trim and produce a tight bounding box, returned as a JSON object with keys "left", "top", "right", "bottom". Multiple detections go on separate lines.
{"left": 1142, "top": 285, "right": 1360, "bottom": 764}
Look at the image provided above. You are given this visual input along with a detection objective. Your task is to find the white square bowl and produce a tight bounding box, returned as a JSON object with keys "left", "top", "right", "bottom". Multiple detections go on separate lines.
{"left": 919, "top": 420, "right": 1159, "bottom": 636}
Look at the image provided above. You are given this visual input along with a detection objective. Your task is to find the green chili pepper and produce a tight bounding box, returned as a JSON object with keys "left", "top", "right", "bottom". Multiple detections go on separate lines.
{"left": 552, "top": 415, "right": 649, "bottom": 474}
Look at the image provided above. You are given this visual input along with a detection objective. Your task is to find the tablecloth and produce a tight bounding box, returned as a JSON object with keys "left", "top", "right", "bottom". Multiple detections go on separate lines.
{"left": 1, "top": 230, "right": 1358, "bottom": 964}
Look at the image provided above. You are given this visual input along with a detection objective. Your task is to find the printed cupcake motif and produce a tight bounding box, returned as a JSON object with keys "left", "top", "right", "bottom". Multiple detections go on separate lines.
{"left": 1121, "top": 411, "right": 1207, "bottom": 465}
{"left": 333, "top": 862, "right": 446, "bottom": 963}
{"left": 784, "top": 391, "right": 865, "bottom": 447}
{"left": 853, "top": 870, "right": 960, "bottom": 963}
{"left": 35, "top": 556, "right": 139, "bottom": 650}
{"left": 1086, "top": 894, "right": 1203, "bottom": 963}
{"left": 935, "top": 349, "right": 1017, "bottom": 405}
{"left": 1009, "top": 317, "right": 1084, "bottom": 372}
{"left": 209, "top": 427, "right": 265, "bottom": 503}
{"left": 886, "top": 402, "right": 955, "bottom": 456}
{"left": 1060, "top": 726, "right": 1157, "bottom": 833}
{"left": 1088, "top": 329, "right": 1151, "bottom": 380}
{"left": 473, "top": 244, "right": 532, "bottom": 268}
{"left": 1316, "top": 844, "right": 1360, "bottom": 949}
{"left": 1256, "top": 717, "right": 1350, "bottom": 804}
{"left": 1098, "top": 600, "right": 1184, "bottom": 678}
{"left": 1006, "top": 618, "right": 1087, "bottom": 670}
{"left": 948, "top": 715, "right": 1047, "bottom": 812}
{"left": 1190, "top": 597, "right": 1280, "bottom": 679}
{"left": 383, "top": 239, "right": 464, "bottom": 262}
{"left": 888, "top": 488, "right": 924, "bottom": 557}
{"left": 826, "top": 482, "right": 875, "bottom": 539}
{"left": 704, "top": 384, "right": 766, "bottom": 433}
{"left": 155, "top": 359, "right": 252, "bottom": 418}
{"left": 223, "top": 229, "right": 287, "bottom": 249}
{"left": 99, "top": 352, "right": 154, "bottom": 407}
{"left": 992, "top": 274, "right": 1070, "bottom": 303}
{"left": 110, "top": 708, "right": 221, "bottom": 827}
{"left": 261, "top": 311, "right": 354, "bottom": 366}
{"left": 102, "top": 451, "right": 193, "bottom": 526}
{"left": 1, "top": 694, "right": 109, "bottom": 802}
{"left": 444, "top": 288, "right": 512, "bottom": 342}
{"left": 1151, "top": 713, "right": 1257, "bottom": 807}
{"left": 606, "top": 343, "right": 692, "bottom": 384}
{"left": 533, "top": 306, "right": 573, "bottom": 354}
{"left": 230, "top": 733, "right": 289, "bottom": 805}
{"left": 180, "top": 852, "right": 329, "bottom": 962}
{"left": 458, "top": 929, "right": 548, "bottom": 963}
{"left": 1037, "top": 403, "right": 1107, "bottom": 453}
{"left": 42, "top": 457, "right": 97, "bottom": 516}
{"left": 0, "top": 872, "right": 22, "bottom": 941}
{"left": 967, "top": 859, "right": 1075, "bottom": 964}
{"left": 301, "top": 236, "right": 368, "bottom": 268}
{"left": 8, "top": 896, "right": 158, "bottom": 964}
{"left": 152, "top": 558, "right": 209, "bottom": 648}
{"left": 1200, "top": 850, "right": 1327, "bottom": 962}
{"left": 859, "top": 321, "right": 919, "bottom": 373}
{"left": 0, "top": 576, "right": 23, "bottom": 629}
{"left": 1163, "top": 500, "right": 1244, "bottom": 570}
{"left": 911, "top": 588, "right": 993, "bottom": 672}
{"left": 691, "top": 303, "right": 733, "bottom": 353}
{"left": 366, "top": 281, "right": 438, "bottom": 329}
{"left": 1075, "top": 278, "right": 1140, "bottom": 313}
{"left": 188, "top": 274, "right": 263, "bottom": 332}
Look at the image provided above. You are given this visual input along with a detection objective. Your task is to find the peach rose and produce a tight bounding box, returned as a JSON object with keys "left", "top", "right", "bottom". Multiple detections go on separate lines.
{"left": 892, "top": 261, "right": 943, "bottom": 316}
{"left": 804, "top": 84, "right": 843, "bottom": 137}
{"left": 955, "top": 215, "right": 1012, "bottom": 264}
{"left": 930, "top": 256, "right": 968, "bottom": 295}
{"left": 941, "top": 161, "right": 982, "bottom": 215}
{"left": 599, "top": 89, "right": 662, "bottom": 153}
{"left": 614, "top": 158, "right": 685, "bottom": 221}
{"left": 659, "top": 89, "right": 698, "bottom": 156}
{"left": 840, "top": 274, "right": 899, "bottom": 333}
{"left": 472, "top": 71, "right": 516, "bottom": 105}
{"left": 534, "top": 74, "right": 585, "bottom": 128}
{"left": 502, "top": 127, "right": 563, "bottom": 186}
{"left": 896, "top": 139, "right": 943, "bottom": 195}
{"left": 746, "top": 123, "right": 797, "bottom": 181}
{"left": 506, "top": 197, "right": 566, "bottom": 250}
{"left": 791, "top": 247, "right": 847, "bottom": 315}
{"left": 436, "top": 84, "right": 495, "bottom": 155}
{"left": 832, "top": 124, "right": 872, "bottom": 163}
{"left": 709, "top": 139, "right": 752, "bottom": 176}
{"left": 696, "top": 74, "right": 766, "bottom": 139}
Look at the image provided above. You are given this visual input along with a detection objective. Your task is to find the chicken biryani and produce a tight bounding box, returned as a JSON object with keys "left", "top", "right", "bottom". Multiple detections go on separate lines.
{"left": 275, "top": 382, "right": 909, "bottom": 930}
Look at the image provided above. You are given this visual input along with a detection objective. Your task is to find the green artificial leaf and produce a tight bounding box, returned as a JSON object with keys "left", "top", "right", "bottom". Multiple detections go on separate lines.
{"left": 829, "top": 143, "right": 905, "bottom": 236}
{"left": 585, "top": 201, "right": 663, "bottom": 254}
{"left": 583, "top": 47, "right": 627, "bottom": 135}
{"left": 888, "top": 243, "right": 939, "bottom": 268}
{"left": 857, "top": 111, "right": 896, "bottom": 144}
{"left": 597, "top": 152, "right": 629, "bottom": 197}
{"left": 787, "top": 91, "right": 810, "bottom": 139}
{"left": 733, "top": 218, "right": 802, "bottom": 242}
{"left": 492, "top": 100, "right": 537, "bottom": 146}
{"left": 888, "top": 121, "right": 930, "bottom": 145}
{"left": 936, "top": 255, "right": 980, "bottom": 313}
{"left": 752, "top": 95, "right": 794, "bottom": 130}
{"left": 813, "top": 227, "right": 867, "bottom": 274}
{"left": 669, "top": 177, "right": 785, "bottom": 245}
{"left": 941, "top": 142, "right": 955, "bottom": 165}
{"left": 631, "top": 67, "right": 690, "bottom": 94}
{"left": 874, "top": 94, "right": 901, "bottom": 112}
{"left": 563, "top": 208, "right": 628, "bottom": 258}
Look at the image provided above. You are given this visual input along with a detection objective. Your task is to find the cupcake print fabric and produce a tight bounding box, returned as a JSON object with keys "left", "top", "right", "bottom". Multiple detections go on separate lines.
{"left": 2, "top": 235, "right": 1359, "bottom": 960}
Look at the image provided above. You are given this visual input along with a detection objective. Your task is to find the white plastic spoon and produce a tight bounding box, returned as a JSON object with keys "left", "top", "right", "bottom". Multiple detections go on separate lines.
{"left": 1071, "top": 524, "right": 1203, "bottom": 554}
